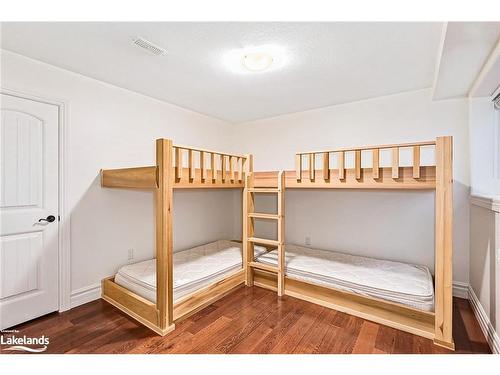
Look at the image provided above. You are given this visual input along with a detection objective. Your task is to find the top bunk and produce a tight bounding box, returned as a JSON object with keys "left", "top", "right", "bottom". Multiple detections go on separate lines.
{"left": 101, "top": 139, "right": 250, "bottom": 189}
{"left": 254, "top": 136, "right": 452, "bottom": 190}
{"left": 100, "top": 136, "right": 452, "bottom": 190}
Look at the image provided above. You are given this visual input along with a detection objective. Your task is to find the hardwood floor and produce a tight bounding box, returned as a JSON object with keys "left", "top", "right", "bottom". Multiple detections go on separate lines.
{"left": 1, "top": 286, "right": 491, "bottom": 354}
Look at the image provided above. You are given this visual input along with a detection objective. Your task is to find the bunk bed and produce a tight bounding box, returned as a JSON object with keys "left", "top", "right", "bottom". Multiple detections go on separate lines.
{"left": 100, "top": 140, "right": 254, "bottom": 335}
{"left": 100, "top": 136, "right": 454, "bottom": 351}
{"left": 245, "top": 136, "right": 453, "bottom": 350}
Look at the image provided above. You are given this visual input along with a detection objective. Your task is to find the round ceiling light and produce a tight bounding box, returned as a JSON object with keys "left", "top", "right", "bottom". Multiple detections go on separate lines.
{"left": 242, "top": 52, "right": 273, "bottom": 72}
{"left": 222, "top": 44, "right": 288, "bottom": 74}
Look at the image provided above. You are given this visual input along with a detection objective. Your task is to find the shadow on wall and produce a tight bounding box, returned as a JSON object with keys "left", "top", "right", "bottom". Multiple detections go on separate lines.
{"left": 71, "top": 174, "right": 155, "bottom": 292}
{"left": 470, "top": 204, "right": 497, "bottom": 330}
{"left": 70, "top": 174, "right": 242, "bottom": 292}
{"left": 253, "top": 180, "right": 470, "bottom": 280}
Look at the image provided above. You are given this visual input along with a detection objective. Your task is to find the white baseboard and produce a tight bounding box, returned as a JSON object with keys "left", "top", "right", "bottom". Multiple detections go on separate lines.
{"left": 70, "top": 283, "right": 102, "bottom": 309}
{"left": 452, "top": 281, "right": 469, "bottom": 299}
{"left": 468, "top": 286, "right": 500, "bottom": 354}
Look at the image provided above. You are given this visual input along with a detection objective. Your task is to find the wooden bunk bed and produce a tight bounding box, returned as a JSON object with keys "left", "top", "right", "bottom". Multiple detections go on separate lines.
{"left": 245, "top": 136, "right": 453, "bottom": 350}
{"left": 101, "top": 139, "right": 252, "bottom": 335}
{"left": 100, "top": 136, "right": 454, "bottom": 351}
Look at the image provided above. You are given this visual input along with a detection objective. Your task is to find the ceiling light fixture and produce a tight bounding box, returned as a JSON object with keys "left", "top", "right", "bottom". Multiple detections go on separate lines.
{"left": 242, "top": 52, "right": 273, "bottom": 72}
{"left": 222, "top": 44, "right": 288, "bottom": 74}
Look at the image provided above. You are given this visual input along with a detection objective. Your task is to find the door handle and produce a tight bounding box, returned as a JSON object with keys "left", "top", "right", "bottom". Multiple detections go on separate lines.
{"left": 39, "top": 215, "right": 56, "bottom": 223}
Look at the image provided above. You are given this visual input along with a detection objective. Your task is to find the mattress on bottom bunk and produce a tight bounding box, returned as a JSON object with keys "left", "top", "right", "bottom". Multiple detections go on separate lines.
{"left": 114, "top": 240, "right": 267, "bottom": 303}
{"left": 255, "top": 244, "right": 434, "bottom": 312}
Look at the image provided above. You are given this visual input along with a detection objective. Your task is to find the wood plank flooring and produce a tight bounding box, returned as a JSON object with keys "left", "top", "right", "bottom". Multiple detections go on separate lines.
{"left": 0, "top": 286, "right": 491, "bottom": 354}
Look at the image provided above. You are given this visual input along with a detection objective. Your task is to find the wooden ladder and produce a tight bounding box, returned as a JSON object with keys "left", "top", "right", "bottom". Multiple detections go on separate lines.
{"left": 243, "top": 171, "right": 286, "bottom": 296}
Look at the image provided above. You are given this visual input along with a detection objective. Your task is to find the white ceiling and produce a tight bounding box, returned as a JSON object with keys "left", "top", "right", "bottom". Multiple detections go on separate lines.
{"left": 433, "top": 22, "right": 500, "bottom": 99}
{"left": 1, "top": 22, "right": 444, "bottom": 123}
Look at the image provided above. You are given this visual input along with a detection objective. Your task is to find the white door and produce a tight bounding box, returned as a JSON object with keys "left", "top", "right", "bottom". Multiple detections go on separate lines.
{"left": 0, "top": 93, "right": 59, "bottom": 329}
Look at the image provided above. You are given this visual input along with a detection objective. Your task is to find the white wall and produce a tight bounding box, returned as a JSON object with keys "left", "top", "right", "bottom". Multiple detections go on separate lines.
{"left": 1, "top": 50, "right": 241, "bottom": 293}
{"left": 470, "top": 203, "right": 498, "bottom": 332}
{"left": 469, "top": 97, "right": 500, "bottom": 195}
{"left": 468, "top": 96, "right": 500, "bottom": 351}
{"left": 234, "top": 89, "right": 470, "bottom": 283}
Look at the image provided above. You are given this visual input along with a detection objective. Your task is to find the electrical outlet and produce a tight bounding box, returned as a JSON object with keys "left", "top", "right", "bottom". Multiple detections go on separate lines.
{"left": 305, "top": 236, "right": 311, "bottom": 246}
{"left": 128, "top": 249, "right": 134, "bottom": 262}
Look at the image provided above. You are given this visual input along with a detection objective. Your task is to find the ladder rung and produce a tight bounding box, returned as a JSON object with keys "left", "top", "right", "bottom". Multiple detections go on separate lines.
{"left": 247, "top": 188, "right": 279, "bottom": 193}
{"left": 248, "top": 213, "right": 280, "bottom": 220}
{"left": 248, "top": 237, "right": 280, "bottom": 246}
{"left": 249, "top": 261, "right": 279, "bottom": 273}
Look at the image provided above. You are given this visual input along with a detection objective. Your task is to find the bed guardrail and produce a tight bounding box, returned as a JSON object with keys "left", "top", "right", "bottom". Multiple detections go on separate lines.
{"left": 101, "top": 141, "right": 252, "bottom": 189}
{"left": 295, "top": 140, "right": 436, "bottom": 182}
{"left": 172, "top": 144, "right": 250, "bottom": 186}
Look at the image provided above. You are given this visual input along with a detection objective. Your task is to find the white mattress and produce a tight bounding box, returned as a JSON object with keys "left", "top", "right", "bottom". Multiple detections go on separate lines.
{"left": 114, "top": 240, "right": 267, "bottom": 303}
{"left": 255, "top": 244, "right": 434, "bottom": 312}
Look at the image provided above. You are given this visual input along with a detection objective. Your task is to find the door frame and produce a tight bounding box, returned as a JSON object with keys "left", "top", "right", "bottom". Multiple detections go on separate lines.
{"left": 1, "top": 87, "right": 71, "bottom": 312}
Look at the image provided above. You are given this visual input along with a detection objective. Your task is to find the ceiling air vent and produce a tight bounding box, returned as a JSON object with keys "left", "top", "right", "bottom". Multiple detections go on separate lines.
{"left": 133, "top": 37, "right": 167, "bottom": 56}
{"left": 493, "top": 86, "right": 500, "bottom": 110}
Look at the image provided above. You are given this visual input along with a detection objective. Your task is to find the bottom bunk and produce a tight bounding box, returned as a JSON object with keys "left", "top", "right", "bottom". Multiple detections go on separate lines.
{"left": 255, "top": 244, "right": 435, "bottom": 312}
{"left": 102, "top": 240, "right": 267, "bottom": 334}
{"left": 250, "top": 244, "right": 443, "bottom": 346}
{"left": 114, "top": 240, "right": 267, "bottom": 303}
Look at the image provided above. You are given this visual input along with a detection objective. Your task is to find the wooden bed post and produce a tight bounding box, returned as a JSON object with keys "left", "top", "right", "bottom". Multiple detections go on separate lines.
{"left": 434, "top": 136, "right": 454, "bottom": 350}
{"left": 277, "top": 171, "right": 286, "bottom": 296}
{"left": 243, "top": 154, "right": 254, "bottom": 286}
{"left": 156, "top": 139, "right": 175, "bottom": 333}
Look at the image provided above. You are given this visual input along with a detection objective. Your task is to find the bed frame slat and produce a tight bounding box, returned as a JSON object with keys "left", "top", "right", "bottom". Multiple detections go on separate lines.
{"left": 296, "top": 154, "right": 302, "bottom": 181}
{"left": 309, "top": 154, "right": 315, "bottom": 181}
{"left": 200, "top": 151, "right": 206, "bottom": 181}
{"left": 188, "top": 149, "right": 195, "bottom": 181}
{"left": 229, "top": 156, "right": 235, "bottom": 182}
{"left": 392, "top": 147, "right": 399, "bottom": 179}
{"left": 355, "top": 150, "right": 361, "bottom": 180}
{"left": 413, "top": 145, "right": 421, "bottom": 179}
{"left": 338, "top": 151, "right": 345, "bottom": 180}
{"left": 211, "top": 153, "right": 216, "bottom": 182}
{"left": 323, "top": 152, "right": 330, "bottom": 180}
{"left": 175, "top": 147, "right": 183, "bottom": 180}
{"left": 221, "top": 155, "right": 226, "bottom": 182}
